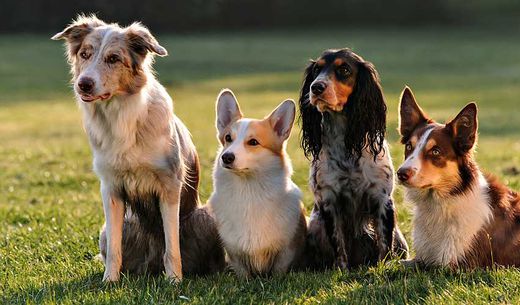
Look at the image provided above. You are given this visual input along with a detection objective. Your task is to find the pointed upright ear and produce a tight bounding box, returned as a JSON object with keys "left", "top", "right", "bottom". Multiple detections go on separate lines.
{"left": 399, "top": 86, "right": 429, "bottom": 142}
{"left": 447, "top": 103, "right": 478, "bottom": 154}
{"left": 126, "top": 23, "right": 167, "bottom": 57}
{"left": 216, "top": 89, "right": 242, "bottom": 137}
{"left": 267, "top": 99, "right": 296, "bottom": 141}
{"left": 51, "top": 15, "right": 105, "bottom": 61}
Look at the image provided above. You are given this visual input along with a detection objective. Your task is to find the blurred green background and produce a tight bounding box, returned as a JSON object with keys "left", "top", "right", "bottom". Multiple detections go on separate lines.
{"left": 2, "top": 0, "right": 520, "bottom": 32}
{"left": 2, "top": 2, "right": 520, "bottom": 304}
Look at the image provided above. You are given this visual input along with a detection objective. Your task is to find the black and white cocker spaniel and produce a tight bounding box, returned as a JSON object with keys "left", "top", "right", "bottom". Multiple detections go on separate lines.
{"left": 299, "top": 48, "right": 409, "bottom": 269}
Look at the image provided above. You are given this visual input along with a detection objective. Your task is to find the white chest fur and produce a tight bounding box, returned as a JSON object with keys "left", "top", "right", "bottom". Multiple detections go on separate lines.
{"left": 209, "top": 168, "right": 302, "bottom": 255}
{"left": 80, "top": 81, "right": 177, "bottom": 182}
{"left": 409, "top": 174, "right": 492, "bottom": 266}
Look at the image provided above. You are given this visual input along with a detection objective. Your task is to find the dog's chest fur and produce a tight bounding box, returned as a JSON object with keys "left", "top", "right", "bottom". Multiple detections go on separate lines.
{"left": 310, "top": 113, "right": 394, "bottom": 230}
{"left": 84, "top": 82, "right": 181, "bottom": 183}
{"left": 81, "top": 81, "right": 184, "bottom": 231}
{"left": 408, "top": 173, "right": 492, "bottom": 266}
{"left": 210, "top": 167, "right": 302, "bottom": 272}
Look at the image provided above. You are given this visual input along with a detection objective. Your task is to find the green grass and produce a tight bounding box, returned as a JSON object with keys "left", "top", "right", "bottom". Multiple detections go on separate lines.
{"left": 2, "top": 26, "right": 520, "bottom": 304}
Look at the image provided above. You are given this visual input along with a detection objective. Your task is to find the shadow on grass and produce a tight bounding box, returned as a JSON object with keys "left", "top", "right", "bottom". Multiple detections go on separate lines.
{"left": 1, "top": 266, "right": 506, "bottom": 304}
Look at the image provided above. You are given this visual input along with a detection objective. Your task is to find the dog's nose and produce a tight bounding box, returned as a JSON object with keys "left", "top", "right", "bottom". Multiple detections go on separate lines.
{"left": 221, "top": 152, "right": 235, "bottom": 165}
{"left": 397, "top": 167, "right": 414, "bottom": 182}
{"left": 78, "top": 77, "right": 95, "bottom": 94}
{"left": 311, "top": 81, "right": 327, "bottom": 95}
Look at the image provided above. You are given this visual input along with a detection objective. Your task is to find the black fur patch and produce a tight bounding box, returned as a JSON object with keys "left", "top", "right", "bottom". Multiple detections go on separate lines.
{"left": 449, "top": 157, "right": 478, "bottom": 196}
{"left": 117, "top": 185, "right": 163, "bottom": 235}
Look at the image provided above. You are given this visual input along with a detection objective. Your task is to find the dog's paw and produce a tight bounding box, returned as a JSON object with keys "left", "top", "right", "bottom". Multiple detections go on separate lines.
{"left": 336, "top": 254, "right": 349, "bottom": 270}
{"left": 165, "top": 273, "right": 183, "bottom": 284}
{"left": 102, "top": 270, "right": 120, "bottom": 282}
{"left": 399, "top": 259, "right": 421, "bottom": 269}
{"left": 164, "top": 253, "right": 183, "bottom": 283}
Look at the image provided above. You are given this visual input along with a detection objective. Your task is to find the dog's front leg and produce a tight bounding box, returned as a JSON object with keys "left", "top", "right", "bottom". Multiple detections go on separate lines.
{"left": 375, "top": 198, "right": 396, "bottom": 260}
{"left": 101, "top": 184, "right": 125, "bottom": 282}
{"left": 160, "top": 180, "right": 183, "bottom": 283}
{"left": 329, "top": 212, "right": 348, "bottom": 269}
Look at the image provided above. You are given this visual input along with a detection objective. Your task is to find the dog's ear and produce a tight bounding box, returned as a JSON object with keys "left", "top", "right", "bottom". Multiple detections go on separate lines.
{"left": 216, "top": 89, "right": 243, "bottom": 139}
{"left": 398, "top": 86, "right": 429, "bottom": 142}
{"left": 126, "top": 23, "right": 167, "bottom": 57}
{"left": 299, "top": 60, "right": 323, "bottom": 159}
{"left": 267, "top": 99, "right": 296, "bottom": 141}
{"left": 344, "top": 60, "right": 387, "bottom": 160}
{"left": 447, "top": 103, "right": 478, "bottom": 154}
{"left": 51, "top": 15, "right": 105, "bottom": 61}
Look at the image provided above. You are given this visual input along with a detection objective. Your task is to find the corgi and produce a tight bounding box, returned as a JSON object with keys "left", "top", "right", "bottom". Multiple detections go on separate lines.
{"left": 208, "top": 89, "right": 307, "bottom": 277}
{"left": 397, "top": 86, "right": 520, "bottom": 269}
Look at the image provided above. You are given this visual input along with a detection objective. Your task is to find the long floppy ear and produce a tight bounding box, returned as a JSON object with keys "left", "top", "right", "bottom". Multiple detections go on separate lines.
{"left": 51, "top": 15, "right": 105, "bottom": 61}
{"left": 267, "top": 99, "right": 296, "bottom": 141}
{"left": 216, "top": 89, "right": 243, "bottom": 140}
{"left": 299, "top": 60, "right": 323, "bottom": 159}
{"left": 126, "top": 23, "right": 168, "bottom": 58}
{"left": 446, "top": 103, "right": 478, "bottom": 154}
{"left": 343, "top": 60, "right": 387, "bottom": 160}
{"left": 398, "top": 86, "right": 429, "bottom": 143}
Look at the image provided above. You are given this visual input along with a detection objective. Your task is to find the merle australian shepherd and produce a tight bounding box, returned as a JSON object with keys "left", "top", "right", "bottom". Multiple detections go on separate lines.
{"left": 398, "top": 87, "right": 520, "bottom": 269}
{"left": 299, "top": 48, "right": 409, "bottom": 269}
{"left": 52, "top": 16, "right": 224, "bottom": 282}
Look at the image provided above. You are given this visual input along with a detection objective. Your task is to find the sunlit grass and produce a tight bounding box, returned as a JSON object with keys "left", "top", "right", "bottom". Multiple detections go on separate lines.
{"left": 1, "top": 27, "right": 520, "bottom": 304}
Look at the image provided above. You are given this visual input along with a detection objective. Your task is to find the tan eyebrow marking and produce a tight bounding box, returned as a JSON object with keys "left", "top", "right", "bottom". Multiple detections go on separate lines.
{"left": 334, "top": 58, "right": 344, "bottom": 66}
{"left": 410, "top": 135, "right": 418, "bottom": 145}
{"left": 425, "top": 139, "right": 437, "bottom": 151}
{"left": 317, "top": 59, "right": 325, "bottom": 66}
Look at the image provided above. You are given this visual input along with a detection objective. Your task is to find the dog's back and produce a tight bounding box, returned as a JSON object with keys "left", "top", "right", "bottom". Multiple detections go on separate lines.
{"left": 463, "top": 174, "right": 520, "bottom": 267}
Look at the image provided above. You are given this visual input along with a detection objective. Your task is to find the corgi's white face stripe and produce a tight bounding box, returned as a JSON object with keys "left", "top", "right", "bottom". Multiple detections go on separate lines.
{"left": 221, "top": 120, "right": 255, "bottom": 170}
{"left": 224, "top": 119, "right": 251, "bottom": 155}
{"left": 401, "top": 127, "right": 434, "bottom": 177}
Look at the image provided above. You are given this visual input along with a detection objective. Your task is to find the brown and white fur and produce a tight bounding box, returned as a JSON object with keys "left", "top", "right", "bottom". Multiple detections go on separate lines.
{"left": 52, "top": 16, "right": 224, "bottom": 282}
{"left": 208, "top": 89, "right": 307, "bottom": 277}
{"left": 397, "top": 86, "right": 520, "bottom": 269}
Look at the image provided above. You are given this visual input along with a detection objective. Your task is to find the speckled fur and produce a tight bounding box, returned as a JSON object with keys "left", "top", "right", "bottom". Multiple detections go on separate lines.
{"left": 299, "top": 49, "right": 409, "bottom": 269}
{"left": 307, "top": 112, "right": 408, "bottom": 268}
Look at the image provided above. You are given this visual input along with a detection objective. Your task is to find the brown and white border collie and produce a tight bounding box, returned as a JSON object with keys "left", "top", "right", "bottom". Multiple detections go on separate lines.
{"left": 208, "top": 89, "right": 307, "bottom": 277}
{"left": 52, "top": 15, "right": 224, "bottom": 282}
{"left": 397, "top": 86, "right": 520, "bottom": 269}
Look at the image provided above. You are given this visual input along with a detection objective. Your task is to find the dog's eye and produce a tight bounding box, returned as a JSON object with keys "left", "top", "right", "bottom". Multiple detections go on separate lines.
{"left": 405, "top": 143, "right": 413, "bottom": 151}
{"left": 247, "top": 139, "right": 259, "bottom": 146}
{"left": 79, "top": 52, "right": 90, "bottom": 60}
{"left": 225, "top": 134, "right": 232, "bottom": 143}
{"left": 337, "top": 65, "right": 350, "bottom": 77}
{"left": 106, "top": 55, "right": 120, "bottom": 64}
{"left": 431, "top": 147, "right": 441, "bottom": 156}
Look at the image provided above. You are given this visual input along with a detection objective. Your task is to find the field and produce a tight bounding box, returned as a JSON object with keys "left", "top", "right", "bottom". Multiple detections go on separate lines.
{"left": 2, "top": 27, "right": 520, "bottom": 304}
